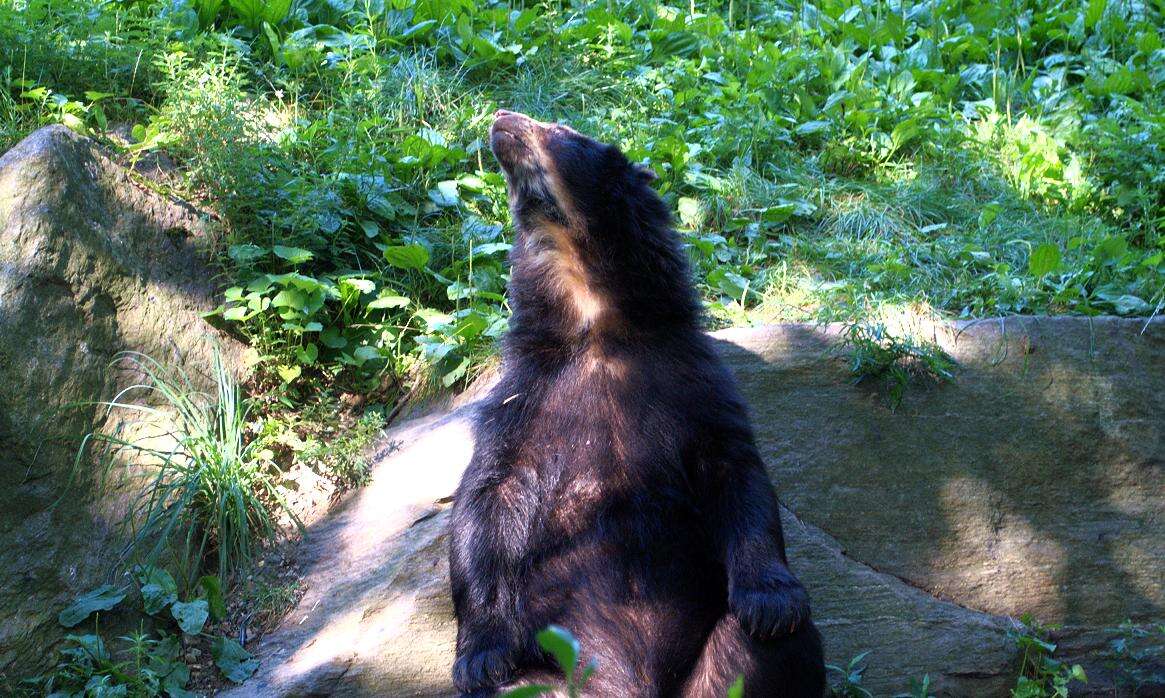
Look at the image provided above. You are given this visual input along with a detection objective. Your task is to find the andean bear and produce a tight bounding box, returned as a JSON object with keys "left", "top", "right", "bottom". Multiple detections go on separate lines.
{"left": 449, "top": 110, "right": 825, "bottom": 697}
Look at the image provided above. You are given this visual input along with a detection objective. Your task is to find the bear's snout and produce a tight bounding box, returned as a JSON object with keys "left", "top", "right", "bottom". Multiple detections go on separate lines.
{"left": 490, "top": 109, "right": 543, "bottom": 173}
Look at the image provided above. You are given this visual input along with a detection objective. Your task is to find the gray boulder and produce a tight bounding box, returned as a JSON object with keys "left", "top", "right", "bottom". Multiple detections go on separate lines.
{"left": 227, "top": 316, "right": 1163, "bottom": 696}
{"left": 0, "top": 126, "right": 238, "bottom": 674}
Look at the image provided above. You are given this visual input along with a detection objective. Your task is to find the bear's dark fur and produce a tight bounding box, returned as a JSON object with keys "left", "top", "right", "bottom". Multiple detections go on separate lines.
{"left": 449, "top": 110, "right": 825, "bottom": 697}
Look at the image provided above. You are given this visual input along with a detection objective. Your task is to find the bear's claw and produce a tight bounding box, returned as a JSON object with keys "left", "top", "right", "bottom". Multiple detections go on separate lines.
{"left": 729, "top": 577, "right": 811, "bottom": 639}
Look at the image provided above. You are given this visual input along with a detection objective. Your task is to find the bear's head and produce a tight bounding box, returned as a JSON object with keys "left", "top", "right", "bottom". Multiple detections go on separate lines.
{"left": 490, "top": 110, "right": 698, "bottom": 343}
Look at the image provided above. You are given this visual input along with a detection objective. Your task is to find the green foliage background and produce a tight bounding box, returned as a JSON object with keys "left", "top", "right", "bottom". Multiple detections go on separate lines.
{"left": 2, "top": 0, "right": 1163, "bottom": 394}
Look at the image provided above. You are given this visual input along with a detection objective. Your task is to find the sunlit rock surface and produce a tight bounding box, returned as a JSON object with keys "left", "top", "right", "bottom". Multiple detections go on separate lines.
{"left": 229, "top": 316, "right": 1163, "bottom": 696}
{"left": 0, "top": 126, "right": 238, "bottom": 673}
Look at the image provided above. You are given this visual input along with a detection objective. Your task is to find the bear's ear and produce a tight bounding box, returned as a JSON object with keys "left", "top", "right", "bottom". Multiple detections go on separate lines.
{"left": 634, "top": 164, "right": 658, "bottom": 183}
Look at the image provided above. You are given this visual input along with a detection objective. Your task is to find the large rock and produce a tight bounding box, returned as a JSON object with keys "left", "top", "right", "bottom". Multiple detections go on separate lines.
{"left": 227, "top": 317, "right": 1163, "bottom": 697}
{"left": 0, "top": 126, "right": 238, "bottom": 673}
{"left": 719, "top": 318, "right": 1163, "bottom": 671}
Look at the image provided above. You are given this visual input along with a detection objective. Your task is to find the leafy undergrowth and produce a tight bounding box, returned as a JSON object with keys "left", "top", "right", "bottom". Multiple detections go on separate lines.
{"left": 2, "top": 0, "right": 1163, "bottom": 403}
{"left": 16, "top": 350, "right": 380, "bottom": 696}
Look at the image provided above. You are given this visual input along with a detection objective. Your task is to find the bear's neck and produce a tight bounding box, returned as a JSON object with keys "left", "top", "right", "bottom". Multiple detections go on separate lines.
{"left": 503, "top": 245, "right": 702, "bottom": 357}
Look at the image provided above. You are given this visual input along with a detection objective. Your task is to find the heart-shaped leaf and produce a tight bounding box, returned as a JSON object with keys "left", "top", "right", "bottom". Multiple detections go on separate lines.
{"left": 1028, "top": 243, "right": 1062, "bottom": 277}
{"left": 172, "top": 599, "right": 209, "bottom": 635}
{"left": 135, "top": 565, "right": 178, "bottom": 616}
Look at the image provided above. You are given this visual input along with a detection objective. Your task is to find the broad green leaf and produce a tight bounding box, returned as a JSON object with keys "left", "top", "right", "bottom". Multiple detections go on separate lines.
{"left": 367, "top": 294, "right": 410, "bottom": 310}
{"left": 172, "top": 599, "right": 209, "bottom": 635}
{"left": 761, "top": 203, "right": 797, "bottom": 223}
{"left": 1085, "top": 0, "right": 1106, "bottom": 28}
{"left": 795, "top": 120, "right": 831, "bottom": 135}
{"left": 227, "top": 0, "right": 262, "bottom": 27}
{"left": 708, "top": 268, "right": 750, "bottom": 298}
{"left": 199, "top": 575, "right": 227, "bottom": 622}
{"left": 271, "top": 288, "right": 308, "bottom": 310}
{"left": 383, "top": 244, "right": 430, "bottom": 270}
{"left": 65, "top": 633, "right": 109, "bottom": 661}
{"left": 1105, "top": 294, "right": 1150, "bottom": 314}
{"left": 262, "top": 21, "right": 281, "bottom": 59}
{"left": 358, "top": 219, "right": 380, "bottom": 238}
{"left": 223, "top": 306, "right": 250, "bottom": 321}
{"left": 471, "top": 242, "right": 511, "bottom": 257}
{"left": 262, "top": 0, "right": 292, "bottom": 24}
{"left": 442, "top": 355, "right": 470, "bottom": 387}
{"left": 135, "top": 565, "right": 178, "bottom": 616}
{"left": 1094, "top": 236, "right": 1128, "bottom": 264}
{"left": 228, "top": 244, "right": 266, "bottom": 265}
{"left": 211, "top": 636, "right": 259, "bottom": 683}
{"left": 296, "top": 343, "right": 319, "bottom": 365}
{"left": 340, "top": 278, "right": 375, "bottom": 295}
{"left": 59, "top": 586, "right": 125, "bottom": 628}
{"left": 353, "top": 346, "right": 381, "bottom": 364}
{"left": 979, "top": 203, "right": 1002, "bottom": 228}
{"left": 1028, "top": 243, "right": 1062, "bottom": 277}
{"left": 890, "top": 117, "right": 920, "bottom": 150}
{"left": 320, "top": 328, "right": 347, "bottom": 349}
{"left": 273, "top": 245, "right": 313, "bottom": 264}
{"left": 194, "top": 0, "right": 224, "bottom": 27}
{"left": 429, "top": 180, "right": 460, "bottom": 207}
{"left": 399, "top": 18, "right": 437, "bottom": 39}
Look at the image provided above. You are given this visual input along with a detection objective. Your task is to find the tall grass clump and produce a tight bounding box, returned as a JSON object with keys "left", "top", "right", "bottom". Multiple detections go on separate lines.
{"left": 79, "top": 350, "right": 295, "bottom": 586}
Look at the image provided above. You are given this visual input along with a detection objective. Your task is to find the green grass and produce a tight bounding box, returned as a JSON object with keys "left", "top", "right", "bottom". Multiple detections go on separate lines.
{"left": 838, "top": 320, "right": 954, "bottom": 408}
{"left": 2, "top": 0, "right": 1163, "bottom": 398}
{"left": 77, "top": 350, "right": 296, "bottom": 586}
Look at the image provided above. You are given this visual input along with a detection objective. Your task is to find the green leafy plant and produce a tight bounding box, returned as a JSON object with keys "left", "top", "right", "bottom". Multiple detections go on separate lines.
{"left": 1106, "top": 620, "right": 1165, "bottom": 692}
{"left": 895, "top": 674, "right": 934, "bottom": 698}
{"left": 827, "top": 651, "right": 874, "bottom": 697}
{"left": 27, "top": 569, "right": 255, "bottom": 695}
{"left": 1010, "top": 615, "right": 1088, "bottom": 698}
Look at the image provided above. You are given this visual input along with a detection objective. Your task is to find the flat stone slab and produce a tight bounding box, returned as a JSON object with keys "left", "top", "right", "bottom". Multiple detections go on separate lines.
{"left": 226, "top": 316, "right": 1163, "bottom": 696}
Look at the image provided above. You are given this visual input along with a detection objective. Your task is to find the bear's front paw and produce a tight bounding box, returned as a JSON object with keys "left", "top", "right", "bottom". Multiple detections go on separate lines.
{"left": 453, "top": 642, "right": 518, "bottom": 693}
{"left": 730, "top": 575, "right": 811, "bottom": 639}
